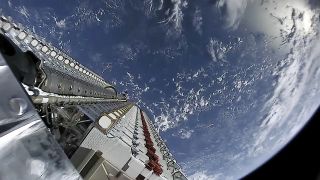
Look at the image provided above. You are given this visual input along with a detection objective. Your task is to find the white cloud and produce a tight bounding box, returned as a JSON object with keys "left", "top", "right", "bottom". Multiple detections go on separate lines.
{"left": 217, "top": 0, "right": 248, "bottom": 29}
{"left": 56, "top": 19, "right": 66, "bottom": 29}
{"left": 250, "top": 7, "right": 320, "bottom": 158}
{"left": 119, "top": 72, "right": 150, "bottom": 105}
{"left": 207, "top": 38, "right": 229, "bottom": 63}
{"left": 199, "top": 96, "right": 209, "bottom": 107}
{"left": 188, "top": 171, "right": 223, "bottom": 180}
{"left": 18, "top": 6, "right": 30, "bottom": 19}
{"left": 154, "top": 86, "right": 209, "bottom": 131}
{"left": 51, "top": 16, "right": 67, "bottom": 29}
{"left": 154, "top": 65, "right": 229, "bottom": 131}
{"left": 193, "top": 7, "right": 203, "bottom": 35}
{"left": 149, "top": 77, "right": 156, "bottom": 83}
{"left": 8, "top": 0, "right": 12, "bottom": 8}
{"left": 143, "top": 84, "right": 150, "bottom": 92}
{"left": 155, "top": 113, "right": 173, "bottom": 131}
{"left": 115, "top": 44, "right": 136, "bottom": 61}
{"left": 177, "top": 128, "right": 194, "bottom": 139}
{"left": 159, "top": 0, "right": 188, "bottom": 37}
{"left": 207, "top": 38, "right": 217, "bottom": 62}
{"left": 158, "top": 0, "right": 164, "bottom": 10}
{"left": 143, "top": 0, "right": 159, "bottom": 17}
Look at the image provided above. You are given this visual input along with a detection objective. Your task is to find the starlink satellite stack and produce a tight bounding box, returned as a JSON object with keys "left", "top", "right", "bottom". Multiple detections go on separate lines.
{"left": 0, "top": 16, "right": 187, "bottom": 180}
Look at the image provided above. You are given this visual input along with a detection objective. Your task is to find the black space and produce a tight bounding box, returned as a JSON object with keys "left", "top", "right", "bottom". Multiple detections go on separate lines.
{"left": 243, "top": 107, "right": 320, "bottom": 180}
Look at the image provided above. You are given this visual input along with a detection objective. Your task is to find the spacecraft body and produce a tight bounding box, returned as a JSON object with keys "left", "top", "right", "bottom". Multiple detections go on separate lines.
{"left": 0, "top": 16, "right": 187, "bottom": 180}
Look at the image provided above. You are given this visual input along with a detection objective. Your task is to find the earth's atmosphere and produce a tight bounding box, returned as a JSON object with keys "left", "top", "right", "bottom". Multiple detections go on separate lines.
{"left": 1, "top": 0, "right": 320, "bottom": 179}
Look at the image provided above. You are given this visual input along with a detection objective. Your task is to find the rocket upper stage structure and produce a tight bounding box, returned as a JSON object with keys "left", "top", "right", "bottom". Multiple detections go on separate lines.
{"left": 0, "top": 16, "right": 187, "bottom": 180}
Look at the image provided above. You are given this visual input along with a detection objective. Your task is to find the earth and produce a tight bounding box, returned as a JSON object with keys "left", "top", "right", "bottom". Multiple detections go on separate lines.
{"left": 1, "top": 0, "right": 320, "bottom": 179}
